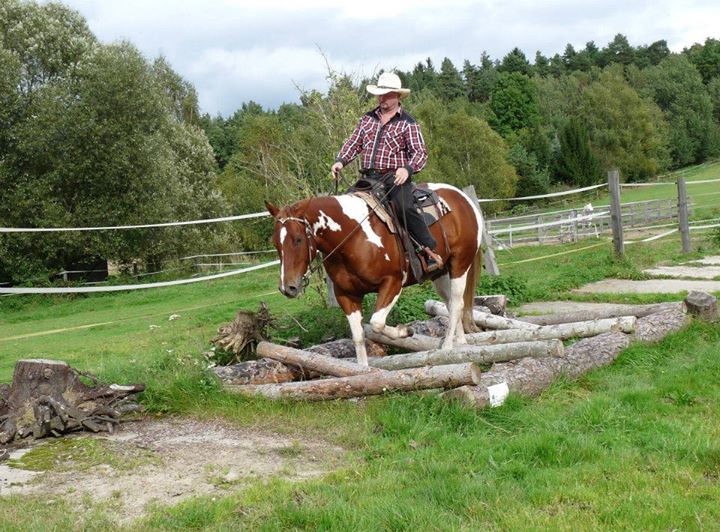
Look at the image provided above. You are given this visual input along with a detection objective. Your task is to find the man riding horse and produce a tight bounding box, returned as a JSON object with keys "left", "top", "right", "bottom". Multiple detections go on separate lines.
{"left": 331, "top": 71, "right": 444, "bottom": 271}
{"left": 266, "top": 72, "right": 483, "bottom": 366}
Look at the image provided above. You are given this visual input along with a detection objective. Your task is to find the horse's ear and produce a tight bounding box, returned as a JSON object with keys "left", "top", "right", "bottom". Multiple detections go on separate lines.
{"left": 264, "top": 200, "right": 279, "bottom": 218}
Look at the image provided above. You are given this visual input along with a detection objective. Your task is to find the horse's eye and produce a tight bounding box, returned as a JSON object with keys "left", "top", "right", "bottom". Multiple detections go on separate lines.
{"left": 294, "top": 237, "right": 303, "bottom": 246}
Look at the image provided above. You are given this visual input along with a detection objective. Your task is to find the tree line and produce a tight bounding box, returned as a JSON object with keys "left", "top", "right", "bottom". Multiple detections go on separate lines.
{"left": 2, "top": 0, "right": 720, "bottom": 284}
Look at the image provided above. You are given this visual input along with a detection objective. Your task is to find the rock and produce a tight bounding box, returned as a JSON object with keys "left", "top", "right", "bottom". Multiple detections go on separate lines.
{"left": 684, "top": 290, "right": 718, "bottom": 322}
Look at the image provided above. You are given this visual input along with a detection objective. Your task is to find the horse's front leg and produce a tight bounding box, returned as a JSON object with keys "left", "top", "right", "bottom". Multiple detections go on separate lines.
{"left": 370, "top": 280, "right": 411, "bottom": 340}
{"left": 442, "top": 272, "right": 469, "bottom": 349}
{"left": 335, "top": 293, "right": 368, "bottom": 366}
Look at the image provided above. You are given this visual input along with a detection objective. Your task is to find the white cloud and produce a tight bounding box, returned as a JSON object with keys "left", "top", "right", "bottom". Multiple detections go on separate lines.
{"left": 55, "top": 0, "right": 720, "bottom": 115}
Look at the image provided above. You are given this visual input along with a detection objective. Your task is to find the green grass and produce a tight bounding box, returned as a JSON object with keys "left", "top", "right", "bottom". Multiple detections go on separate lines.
{"left": 1, "top": 203, "right": 719, "bottom": 529}
{"left": 137, "top": 322, "right": 720, "bottom": 531}
{"left": 502, "top": 159, "right": 720, "bottom": 221}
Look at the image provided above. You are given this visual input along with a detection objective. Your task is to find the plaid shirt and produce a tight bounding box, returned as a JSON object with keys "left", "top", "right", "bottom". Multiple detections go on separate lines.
{"left": 336, "top": 106, "right": 428, "bottom": 176}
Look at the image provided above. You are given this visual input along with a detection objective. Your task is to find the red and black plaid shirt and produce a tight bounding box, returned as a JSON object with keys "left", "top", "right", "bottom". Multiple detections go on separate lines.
{"left": 336, "top": 106, "right": 428, "bottom": 176}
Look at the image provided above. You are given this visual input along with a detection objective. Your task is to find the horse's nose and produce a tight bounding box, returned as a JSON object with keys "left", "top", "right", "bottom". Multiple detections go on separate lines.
{"left": 283, "top": 284, "right": 299, "bottom": 298}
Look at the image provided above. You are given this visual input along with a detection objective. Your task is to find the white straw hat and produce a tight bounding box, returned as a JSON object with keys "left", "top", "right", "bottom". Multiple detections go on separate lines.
{"left": 366, "top": 72, "right": 411, "bottom": 99}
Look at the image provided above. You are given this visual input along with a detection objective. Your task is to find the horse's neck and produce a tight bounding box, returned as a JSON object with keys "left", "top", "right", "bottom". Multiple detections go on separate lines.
{"left": 304, "top": 195, "right": 368, "bottom": 256}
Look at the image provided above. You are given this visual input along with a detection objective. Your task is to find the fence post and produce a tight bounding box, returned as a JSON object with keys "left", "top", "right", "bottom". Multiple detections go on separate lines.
{"left": 571, "top": 209, "right": 578, "bottom": 242}
{"left": 463, "top": 185, "right": 499, "bottom": 276}
{"left": 608, "top": 169, "right": 624, "bottom": 256}
{"left": 677, "top": 176, "right": 692, "bottom": 254}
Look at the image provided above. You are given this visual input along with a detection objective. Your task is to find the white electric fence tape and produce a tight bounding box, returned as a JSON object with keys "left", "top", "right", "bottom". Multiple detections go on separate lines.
{"left": 0, "top": 211, "right": 270, "bottom": 233}
{"left": 0, "top": 260, "right": 280, "bottom": 294}
{"left": 477, "top": 183, "right": 607, "bottom": 203}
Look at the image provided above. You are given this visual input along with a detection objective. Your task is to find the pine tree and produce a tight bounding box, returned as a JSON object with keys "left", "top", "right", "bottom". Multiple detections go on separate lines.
{"left": 438, "top": 57, "right": 464, "bottom": 100}
{"left": 554, "top": 118, "right": 602, "bottom": 186}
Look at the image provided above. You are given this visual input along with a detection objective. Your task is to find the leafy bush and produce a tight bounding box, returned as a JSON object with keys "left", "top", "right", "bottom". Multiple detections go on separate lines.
{"left": 477, "top": 274, "right": 529, "bottom": 304}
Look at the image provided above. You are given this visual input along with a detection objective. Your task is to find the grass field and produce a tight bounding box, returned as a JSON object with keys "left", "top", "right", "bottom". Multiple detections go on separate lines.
{"left": 494, "top": 159, "right": 720, "bottom": 222}
{"left": 2, "top": 224, "right": 720, "bottom": 529}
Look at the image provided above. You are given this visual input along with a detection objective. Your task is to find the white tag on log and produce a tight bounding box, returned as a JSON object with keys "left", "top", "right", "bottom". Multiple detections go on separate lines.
{"left": 487, "top": 382, "right": 509, "bottom": 407}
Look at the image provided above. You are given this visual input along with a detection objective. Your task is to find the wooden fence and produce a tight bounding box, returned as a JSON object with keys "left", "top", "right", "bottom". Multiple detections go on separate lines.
{"left": 486, "top": 197, "right": 691, "bottom": 249}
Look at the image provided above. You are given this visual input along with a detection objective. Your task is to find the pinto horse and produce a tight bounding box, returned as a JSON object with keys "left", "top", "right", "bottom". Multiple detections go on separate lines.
{"left": 264, "top": 183, "right": 483, "bottom": 366}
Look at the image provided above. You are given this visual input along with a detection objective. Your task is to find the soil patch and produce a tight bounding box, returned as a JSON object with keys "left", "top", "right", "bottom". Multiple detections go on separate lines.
{"left": 1, "top": 416, "right": 346, "bottom": 524}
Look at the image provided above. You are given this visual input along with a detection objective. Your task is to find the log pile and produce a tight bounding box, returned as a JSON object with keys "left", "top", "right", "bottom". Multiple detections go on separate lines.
{"left": 0, "top": 359, "right": 144, "bottom": 444}
{"left": 218, "top": 291, "right": 706, "bottom": 407}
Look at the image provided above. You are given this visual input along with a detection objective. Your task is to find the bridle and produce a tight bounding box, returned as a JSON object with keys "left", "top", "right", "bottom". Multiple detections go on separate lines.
{"left": 276, "top": 216, "right": 317, "bottom": 289}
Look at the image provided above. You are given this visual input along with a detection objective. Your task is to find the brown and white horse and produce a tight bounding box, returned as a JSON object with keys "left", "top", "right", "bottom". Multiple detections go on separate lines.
{"left": 265, "top": 183, "right": 483, "bottom": 366}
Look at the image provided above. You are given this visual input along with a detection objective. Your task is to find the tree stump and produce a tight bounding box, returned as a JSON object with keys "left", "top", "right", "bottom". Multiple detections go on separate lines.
{"left": 473, "top": 295, "right": 508, "bottom": 316}
{"left": 684, "top": 290, "right": 718, "bottom": 322}
{"left": 0, "top": 359, "right": 144, "bottom": 444}
{"left": 211, "top": 303, "right": 272, "bottom": 362}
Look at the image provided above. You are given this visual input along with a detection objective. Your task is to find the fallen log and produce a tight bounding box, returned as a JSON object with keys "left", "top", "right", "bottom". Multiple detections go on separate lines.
{"left": 684, "top": 291, "right": 718, "bottom": 322}
{"left": 212, "top": 338, "right": 386, "bottom": 385}
{"left": 212, "top": 358, "right": 302, "bottom": 385}
{"left": 363, "top": 325, "right": 442, "bottom": 351}
{"left": 306, "top": 338, "right": 387, "bottom": 358}
{"left": 0, "top": 359, "right": 144, "bottom": 444}
{"left": 442, "top": 332, "right": 631, "bottom": 408}
{"left": 633, "top": 307, "right": 691, "bottom": 343}
{"left": 464, "top": 316, "right": 636, "bottom": 345}
{"left": 225, "top": 363, "right": 482, "bottom": 401}
{"left": 443, "top": 304, "right": 690, "bottom": 409}
{"left": 518, "top": 302, "right": 683, "bottom": 326}
{"left": 257, "top": 342, "right": 381, "bottom": 377}
{"left": 367, "top": 340, "right": 563, "bottom": 370}
{"left": 425, "top": 300, "right": 540, "bottom": 330}
{"left": 407, "top": 316, "right": 448, "bottom": 337}
{"left": 473, "top": 295, "right": 508, "bottom": 316}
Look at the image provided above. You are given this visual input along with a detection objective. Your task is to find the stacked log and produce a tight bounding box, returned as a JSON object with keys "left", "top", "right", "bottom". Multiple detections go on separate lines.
{"left": 227, "top": 363, "right": 481, "bottom": 401}
{"left": 443, "top": 304, "right": 690, "bottom": 408}
{"left": 424, "top": 300, "right": 539, "bottom": 330}
{"left": 220, "top": 294, "right": 697, "bottom": 407}
{"left": 518, "top": 302, "right": 684, "bottom": 326}
{"left": 367, "top": 340, "right": 563, "bottom": 371}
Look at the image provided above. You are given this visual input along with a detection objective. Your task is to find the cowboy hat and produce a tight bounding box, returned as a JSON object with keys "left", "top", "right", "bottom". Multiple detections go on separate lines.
{"left": 366, "top": 72, "right": 411, "bottom": 99}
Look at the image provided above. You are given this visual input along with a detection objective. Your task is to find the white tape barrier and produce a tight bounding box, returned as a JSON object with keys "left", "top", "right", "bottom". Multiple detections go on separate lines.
{"left": 0, "top": 211, "right": 270, "bottom": 233}
{"left": 641, "top": 229, "right": 677, "bottom": 242}
{"left": 686, "top": 178, "right": 720, "bottom": 185}
{"left": 0, "top": 260, "right": 280, "bottom": 294}
{"left": 477, "top": 183, "right": 607, "bottom": 203}
{"left": 181, "top": 250, "right": 275, "bottom": 260}
{"left": 690, "top": 223, "right": 720, "bottom": 231}
{"left": 489, "top": 212, "right": 608, "bottom": 236}
{"left": 620, "top": 177, "right": 720, "bottom": 188}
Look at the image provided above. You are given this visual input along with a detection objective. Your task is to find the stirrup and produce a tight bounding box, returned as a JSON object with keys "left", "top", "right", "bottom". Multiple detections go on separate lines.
{"left": 423, "top": 248, "right": 444, "bottom": 272}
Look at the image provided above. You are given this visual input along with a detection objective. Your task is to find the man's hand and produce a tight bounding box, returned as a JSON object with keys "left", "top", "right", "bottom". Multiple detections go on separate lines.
{"left": 331, "top": 161, "right": 344, "bottom": 179}
{"left": 394, "top": 167, "right": 409, "bottom": 186}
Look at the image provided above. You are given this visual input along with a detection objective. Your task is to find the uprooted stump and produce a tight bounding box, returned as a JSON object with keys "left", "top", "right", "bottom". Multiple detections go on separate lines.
{"left": 211, "top": 302, "right": 272, "bottom": 362}
{"left": 0, "top": 359, "right": 144, "bottom": 444}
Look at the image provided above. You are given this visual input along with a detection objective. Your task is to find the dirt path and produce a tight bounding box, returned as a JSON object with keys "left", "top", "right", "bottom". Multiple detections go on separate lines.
{"left": 1, "top": 416, "right": 346, "bottom": 524}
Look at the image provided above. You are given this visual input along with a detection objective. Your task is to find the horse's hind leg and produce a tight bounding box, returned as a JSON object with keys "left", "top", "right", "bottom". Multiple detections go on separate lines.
{"left": 370, "top": 280, "right": 410, "bottom": 339}
{"left": 441, "top": 272, "right": 468, "bottom": 349}
{"left": 336, "top": 293, "right": 368, "bottom": 366}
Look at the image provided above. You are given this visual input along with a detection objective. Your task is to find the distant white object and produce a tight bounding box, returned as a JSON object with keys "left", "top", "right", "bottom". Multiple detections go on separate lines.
{"left": 168, "top": 314, "right": 181, "bottom": 321}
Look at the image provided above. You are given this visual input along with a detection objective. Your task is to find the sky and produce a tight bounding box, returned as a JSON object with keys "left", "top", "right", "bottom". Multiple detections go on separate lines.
{"left": 57, "top": 0, "right": 720, "bottom": 117}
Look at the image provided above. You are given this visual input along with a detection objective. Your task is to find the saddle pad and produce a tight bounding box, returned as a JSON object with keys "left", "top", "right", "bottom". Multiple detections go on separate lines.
{"left": 350, "top": 191, "right": 397, "bottom": 233}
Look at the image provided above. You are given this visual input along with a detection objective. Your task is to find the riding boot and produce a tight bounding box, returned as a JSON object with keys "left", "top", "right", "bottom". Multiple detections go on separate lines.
{"left": 423, "top": 247, "right": 444, "bottom": 271}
